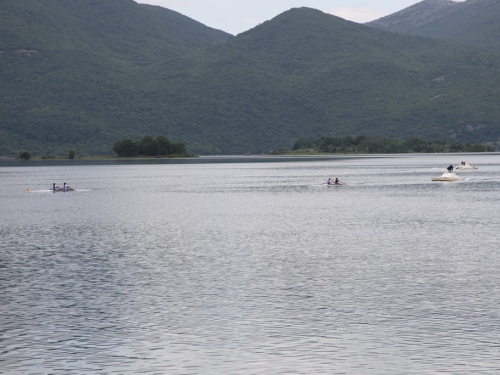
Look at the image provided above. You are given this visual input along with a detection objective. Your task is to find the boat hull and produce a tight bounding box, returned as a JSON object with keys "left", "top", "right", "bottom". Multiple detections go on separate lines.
{"left": 431, "top": 172, "right": 461, "bottom": 181}
{"left": 431, "top": 177, "right": 461, "bottom": 181}
{"left": 456, "top": 163, "right": 478, "bottom": 170}
{"left": 455, "top": 166, "right": 478, "bottom": 170}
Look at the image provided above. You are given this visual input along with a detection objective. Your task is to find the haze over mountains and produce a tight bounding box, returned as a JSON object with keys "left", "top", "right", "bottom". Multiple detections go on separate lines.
{"left": 367, "top": 0, "right": 500, "bottom": 47}
{"left": 1, "top": 0, "right": 499, "bottom": 156}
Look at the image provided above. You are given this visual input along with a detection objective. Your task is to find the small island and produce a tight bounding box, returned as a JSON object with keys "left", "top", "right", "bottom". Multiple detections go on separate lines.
{"left": 113, "top": 135, "right": 194, "bottom": 158}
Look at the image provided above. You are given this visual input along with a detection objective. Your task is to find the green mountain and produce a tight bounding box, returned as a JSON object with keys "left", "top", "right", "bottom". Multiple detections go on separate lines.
{"left": 0, "top": 0, "right": 232, "bottom": 156}
{"left": 156, "top": 7, "right": 500, "bottom": 153}
{"left": 1, "top": 3, "right": 500, "bottom": 156}
{"left": 367, "top": 0, "right": 500, "bottom": 48}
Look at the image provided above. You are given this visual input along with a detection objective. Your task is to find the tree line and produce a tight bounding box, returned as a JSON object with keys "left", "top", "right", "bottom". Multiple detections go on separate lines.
{"left": 281, "top": 136, "right": 496, "bottom": 154}
{"left": 113, "top": 135, "right": 189, "bottom": 157}
{"left": 18, "top": 150, "right": 76, "bottom": 160}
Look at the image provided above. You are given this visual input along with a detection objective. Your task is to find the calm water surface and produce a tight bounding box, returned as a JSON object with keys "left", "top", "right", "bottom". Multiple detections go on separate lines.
{"left": 1, "top": 154, "right": 500, "bottom": 374}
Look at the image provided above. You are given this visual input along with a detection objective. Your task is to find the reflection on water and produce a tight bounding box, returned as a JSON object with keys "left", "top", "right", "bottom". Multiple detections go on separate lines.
{"left": 1, "top": 154, "right": 500, "bottom": 374}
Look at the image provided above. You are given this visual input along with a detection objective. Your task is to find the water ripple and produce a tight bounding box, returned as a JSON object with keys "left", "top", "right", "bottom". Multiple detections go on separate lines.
{"left": 1, "top": 154, "right": 500, "bottom": 374}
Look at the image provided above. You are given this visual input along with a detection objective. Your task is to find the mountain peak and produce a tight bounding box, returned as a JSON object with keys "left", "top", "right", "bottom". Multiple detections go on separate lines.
{"left": 237, "top": 6, "right": 363, "bottom": 47}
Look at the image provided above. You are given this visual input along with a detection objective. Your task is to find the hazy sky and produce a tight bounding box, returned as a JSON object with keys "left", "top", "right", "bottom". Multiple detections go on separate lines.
{"left": 135, "top": 0, "right": 463, "bottom": 35}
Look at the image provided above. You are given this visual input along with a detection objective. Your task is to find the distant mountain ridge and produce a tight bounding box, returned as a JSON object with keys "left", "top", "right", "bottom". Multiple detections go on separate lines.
{"left": 367, "top": 0, "right": 500, "bottom": 47}
{"left": 0, "top": 0, "right": 232, "bottom": 59}
{"left": 1, "top": 2, "right": 500, "bottom": 155}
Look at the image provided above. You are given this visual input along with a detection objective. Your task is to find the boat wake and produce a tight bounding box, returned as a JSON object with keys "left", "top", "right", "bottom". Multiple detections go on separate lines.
{"left": 463, "top": 177, "right": 500, "bottom": 182}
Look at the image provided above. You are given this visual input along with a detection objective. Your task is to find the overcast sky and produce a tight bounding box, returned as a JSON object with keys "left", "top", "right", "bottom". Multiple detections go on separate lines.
{"left": 135, "top": 0, "right": 463, "bottom": 35}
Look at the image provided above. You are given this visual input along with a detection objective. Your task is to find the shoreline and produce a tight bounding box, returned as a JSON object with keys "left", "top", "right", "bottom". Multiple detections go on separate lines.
{"left": 1, "top": 152, "right": 498, "bottom": 168}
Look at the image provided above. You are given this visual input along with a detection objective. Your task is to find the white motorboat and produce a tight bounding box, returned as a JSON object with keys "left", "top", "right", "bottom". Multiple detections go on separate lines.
{"left": 431, "top": 172, "right": 461, "bottom": 181}
{"left": 455, "top": 162, "right": 478, "bottom": 170}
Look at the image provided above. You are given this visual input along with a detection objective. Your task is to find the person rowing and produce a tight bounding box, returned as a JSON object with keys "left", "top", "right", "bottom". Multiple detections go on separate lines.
{"left": 52, "top": 183, "right": 61, "bottom": 191}
{"left": 325, "top": 177, "right": 345, "bottom": 186}
{"left": 335, "top": 178, "right": 347, "bottom": 185}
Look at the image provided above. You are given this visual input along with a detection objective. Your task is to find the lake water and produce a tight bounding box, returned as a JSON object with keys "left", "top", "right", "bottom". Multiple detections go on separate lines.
{"left": 1, "top": 154, "right": 500, "bottom": 374}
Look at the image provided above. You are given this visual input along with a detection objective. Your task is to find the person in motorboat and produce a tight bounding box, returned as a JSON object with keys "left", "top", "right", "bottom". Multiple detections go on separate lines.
{"left": 447, "top": 165, "right": 454, "bottom": 173}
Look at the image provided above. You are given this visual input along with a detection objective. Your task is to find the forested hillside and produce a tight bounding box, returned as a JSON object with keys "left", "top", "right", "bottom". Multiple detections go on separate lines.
{"left": 150, "top": 7, "right": 500, "bottom": 154}
{"left": 1, "top": 2, "right": 500, "bottom": 156}
{"left": 0, "top": 0, "right": 232, "bottom": 155}
{"left": 367, "top": 0, "right": 500, "bottom": 48}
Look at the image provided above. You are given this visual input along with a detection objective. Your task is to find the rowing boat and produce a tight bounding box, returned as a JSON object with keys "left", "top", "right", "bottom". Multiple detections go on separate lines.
{"left": 53, "top": 188, "right": 75, "bottom": 192}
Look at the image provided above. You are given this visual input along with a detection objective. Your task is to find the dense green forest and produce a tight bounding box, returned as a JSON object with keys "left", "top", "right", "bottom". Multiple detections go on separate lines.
{"left": 1, "top": 1, "right": 500, "bottom": 156}
{"left": 0, "top": 0, "right": 232, "bottom": 156}
{"left": 274, "top": 136, "right": 496, "bottom": 154}
{"left": 113, "top": 136, "right": 189, "bottom": 157}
